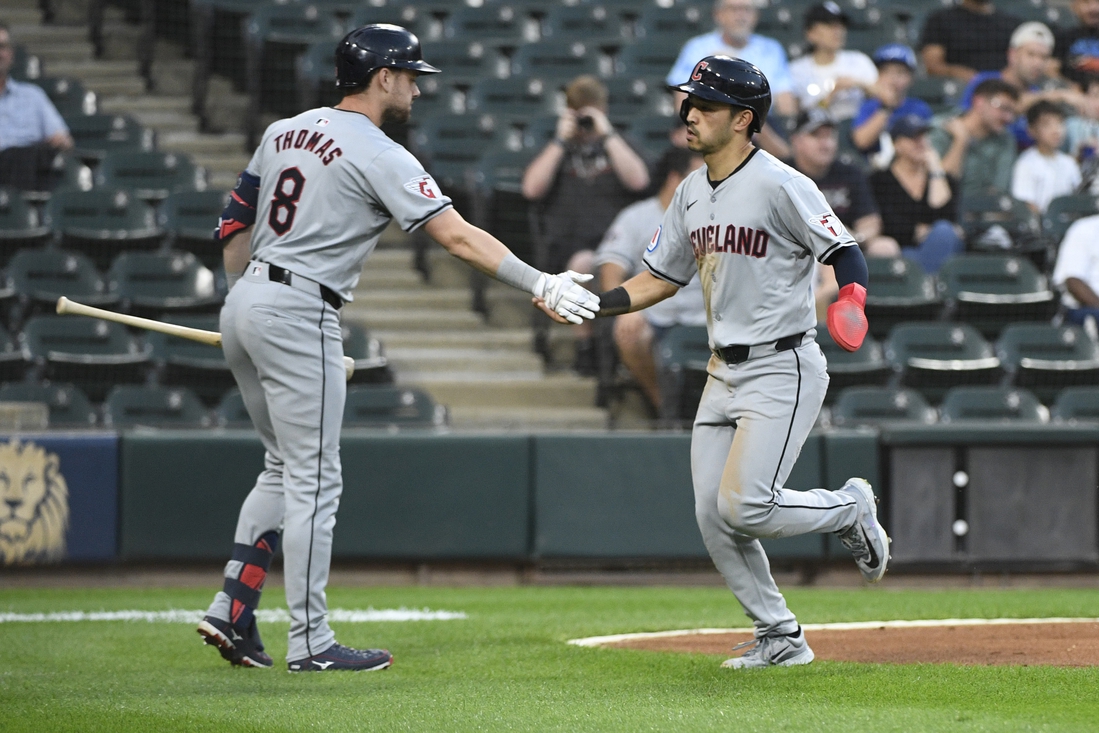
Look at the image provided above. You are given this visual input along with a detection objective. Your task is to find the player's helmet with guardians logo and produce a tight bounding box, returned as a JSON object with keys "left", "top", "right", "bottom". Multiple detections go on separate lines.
{"left": 669, "top": 55, "right": 771, "bottom": 134}
{"left": 335, "top": 24, "right": 441, "bottom": 90}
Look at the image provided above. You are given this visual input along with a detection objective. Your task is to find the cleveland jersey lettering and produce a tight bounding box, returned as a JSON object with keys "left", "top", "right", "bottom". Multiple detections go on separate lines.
{"left": 689, "top": 224, "right": 770, "bottom": 259}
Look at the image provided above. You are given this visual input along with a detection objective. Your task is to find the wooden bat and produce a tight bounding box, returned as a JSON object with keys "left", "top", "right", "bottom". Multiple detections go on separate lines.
{"left": 55, "top": 297, "right": 356, "bottom": 381}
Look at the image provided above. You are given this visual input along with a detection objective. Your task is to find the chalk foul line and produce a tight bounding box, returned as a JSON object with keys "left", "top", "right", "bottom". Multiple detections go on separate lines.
{"left": 567, "top": 617, "right": 1099, "bottom": 647}
{"left": 0, "top": 608, "right": 467, "bottom": 624}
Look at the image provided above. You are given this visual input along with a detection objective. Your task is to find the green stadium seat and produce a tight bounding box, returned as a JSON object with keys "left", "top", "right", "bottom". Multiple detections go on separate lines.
{"left": 470, "top": 149, "right": 538, "bottom": 265}
{"left": 343, "top": 385, "right": 448, "bottom": 428}
{"left": 1042, "top": 194, "right": 1099, "bottom": 246}
{"left": 103, "top": 385, "right": 211, "bottom": 429}
{"left": 296, "top": 40, "right": 342, "bottom": 109}
{"left": 756, "top": 3, "right": 799, "bottom": 32}
{"left": 146, "top": 314, "right": 234, "bottom": 406}
{"left": 0, "top": 328, "right": 26, "bottom": 384}
{"left": 6, "top": 249, "right": 116, "bottom": 327}
{"left": 996, "top": 324, "right": 1099, "bottom": 403}
{"left": 442, "top": 5, "right": 532, "bottom": 45}
{"left": 939, "top": 386, "right": 1047, "bottom": 423}
{"left": 20, "top": 315, "right": 151, "bottom": 402}
{"left": 634, "top": 5, "right": 708, "bottom": 44}
{"left": 66, "top": 114, "right": 154, "bottom": 158}
{"left": 44, "top": 189, "right": 163, "bottom": 269}
{"left": 419, "top": 41, "right": 507, "bottom": 84}
{"left": 158, "top": 190, "right": 229, "bottom": 270}
{"left": 465, "top": 77, "right": 557, "bottom": 121}
{"left": 10, "top": 45, "right": 43, "bottom": 82}
{"left": 522, "top": 115, "right": 563, "bottom": 150}
{"left": 35, "top": 77, "right": 96, "bottom": 117}
{"left": 614, "top": 43, "right": 684, "bottom": 83}
{"left": 884, "top": 322, "right": 1001, "bottom": 402}
{"left": 936, "top": 254, "right": 1056, "bottom": 338}
{"left": 830, "top": 386, "right": 937, "bottom": 426}
{"left": 341, "top": 322, "right": 392, "bottom": 385}
{"left": 605, "top": 77, "right": 675, "bottom": 119}
{"left": 107, "top": 251, "right": 221, "bottom": 317}
{"left": 410, "top": 116, "right": 507, "bottom": 193}
{"left": 0, "top": 188, "right": 51, "bottom": 261}
{"left": 817, "top": 323, "right": 892, "bottom": 402}
{"left": 216, "top": 387, "right": 252, "bottom": 428}
{"left": 542, "top": 5, "right": 630, "bottom": 45}
{"left": 627, "top": 115, "right": 680, "bottom": 159}
{"left": 655, "top": 324, "right": 710, "bottom": 425}
{"left": 959, "top": 194, "right": 1043, "bottom": 253}
{"left": 510, "top": 41, "right": 603, "bottom": 81}
{"left": 908, "top": 76, "right": 963, "bottom": 113}
{"left": 1000, "top": 0, "right": 1071, "bottom": 28}
{"left": 864, "top": 257, "right": 942, "bottom": 340}
{"left": 95, "top": 152, "right": 206, "bottom": 203}
{"left": 0, "top": 382, "right": 97, "bottom": 428}
{"left": 1051, "top": 387, "right": 1099, "bottom": 423}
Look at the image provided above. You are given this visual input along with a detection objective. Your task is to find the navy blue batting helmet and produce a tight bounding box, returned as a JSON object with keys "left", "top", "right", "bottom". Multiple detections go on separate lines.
{"left": 335, "top": 24, "right": 440, "bottom": 90}
{"left": 669, "top": 55, "right": 771, "bottom": 134}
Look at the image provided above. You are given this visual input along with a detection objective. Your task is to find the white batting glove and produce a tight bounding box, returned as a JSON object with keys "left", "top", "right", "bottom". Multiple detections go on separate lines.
{"left": 533, "top": 271, "right": 601, "bottom": 324}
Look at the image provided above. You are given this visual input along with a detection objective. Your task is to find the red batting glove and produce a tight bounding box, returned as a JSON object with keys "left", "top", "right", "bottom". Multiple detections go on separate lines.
{"left": 827, "top": 283, "right": 868, "bottom": 352}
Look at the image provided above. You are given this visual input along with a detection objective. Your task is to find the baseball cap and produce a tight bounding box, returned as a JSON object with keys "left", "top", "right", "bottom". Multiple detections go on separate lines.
{"left": 872, "top": 44, "right": 918, "bottom": 70}
{"left": 1009, "top": 21, "right": 1054, "bottom": 51}
{"left": 792, "top": 108, "right": 836, "bottom": 135}
{"left": 804, "top": 1, "right": 849, "bottom": 29}
{"left": 889, "top": 114, "right": 931, "bottom": 139}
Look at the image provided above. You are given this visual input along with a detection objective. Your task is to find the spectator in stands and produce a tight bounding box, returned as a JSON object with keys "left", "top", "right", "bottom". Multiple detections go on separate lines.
{"left": 851, "top": 44, "right": 933, "bottom": 164}
{"left": 0, "top": 21, "right": 73, "bottom": 190}
{"left": 1055, "top": 0, "right": 1099, "bottom": 88}
{"left": 1011, "top": 102, "right": 1081, "bottom": 214}
{"left": 595, "top": 148, "right": 705, "bottom": 413}
{"left": 919, "top": 0, "right": 1021, "bottom": 82}
{"left": 958, "top": 22, "right": 1082, "bottom": 148}
{"left": 1065, "top": 77, "right": 1099, "bottom": 158}
{"left": 870, "top": 115, "right": 964, "bottom": 273}
{"left": 789, "top": 2, "right": 878, "bottom": 121}
{"left": 929, "top": 78, "right": 1019, "bottom": 201}
{"left": 522, "top": 75, "right": 649, "bottom": 374}
{"left": 1052, "top": 213, "right": 1099, "bottom": 327}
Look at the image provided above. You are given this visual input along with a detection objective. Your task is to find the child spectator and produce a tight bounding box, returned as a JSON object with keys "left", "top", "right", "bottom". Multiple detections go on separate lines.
{"left": 789, "top": 2, "right": 878, "bottom": 120}
{"left": 1011, "top": 101, "right": 1081, "bottom": 213}
{"left": 851, "top": 44, "right": 933, "bottom": 163}
{"left": 1065, "top": 76, "right": 1099, "bottom": 158}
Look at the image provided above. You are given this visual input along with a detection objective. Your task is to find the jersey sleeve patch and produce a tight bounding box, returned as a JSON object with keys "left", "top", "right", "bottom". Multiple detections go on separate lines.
{"left": 404, "top": 175, "right": 442, "bottom": 200}
{"left": 646, "top": 225, "right": 662, "bottom": 253}
{"left": 807, "top": 212, "right": 846, "bottom": 238}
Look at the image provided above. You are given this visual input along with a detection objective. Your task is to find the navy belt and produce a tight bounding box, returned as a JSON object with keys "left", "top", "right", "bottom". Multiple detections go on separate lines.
{"left": 714, "top": 332, "right": 806, "bottom": 365}
{"left": 267, "top": 264, "right": 343, "bottom": 310}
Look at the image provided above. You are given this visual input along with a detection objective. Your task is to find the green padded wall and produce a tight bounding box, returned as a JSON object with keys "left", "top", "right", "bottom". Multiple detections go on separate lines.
{"left": 822, "top": 429, "right": 881, "bottom": 559}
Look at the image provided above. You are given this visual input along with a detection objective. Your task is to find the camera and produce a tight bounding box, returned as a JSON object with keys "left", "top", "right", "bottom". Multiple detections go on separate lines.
{"left": 577, "top": 115, "right": 594, "bottom": 131}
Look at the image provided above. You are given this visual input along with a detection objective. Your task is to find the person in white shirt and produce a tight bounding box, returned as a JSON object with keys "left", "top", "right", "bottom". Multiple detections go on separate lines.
{"left": 789, "top": 2, "right": 879, "bottom": 121}
{"left": 1052, "top": 214, "right": 1099, "bottom": 326}
{"left": 1011, "top": 100, "right": 1081, "bottom": 214}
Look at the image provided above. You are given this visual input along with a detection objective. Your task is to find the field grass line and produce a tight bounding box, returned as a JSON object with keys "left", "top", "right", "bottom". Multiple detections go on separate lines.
{"left": 0, "top": 608, "right": 468, "bottom": 624}
{"left": 567, "top": 617, "right": 1099, "bottom": 647}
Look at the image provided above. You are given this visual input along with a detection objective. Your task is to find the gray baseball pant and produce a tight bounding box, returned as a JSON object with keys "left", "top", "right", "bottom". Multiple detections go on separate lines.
{"left": 691, "top": 338, "right": 859, "bottom": 637}
{"left": 205, "top": 265, "right": 346, "bottom": 662}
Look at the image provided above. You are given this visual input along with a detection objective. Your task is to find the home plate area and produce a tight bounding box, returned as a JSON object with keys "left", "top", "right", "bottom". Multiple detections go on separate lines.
{"left": 570, "top": 619, "right": 1099, "bottom": 667}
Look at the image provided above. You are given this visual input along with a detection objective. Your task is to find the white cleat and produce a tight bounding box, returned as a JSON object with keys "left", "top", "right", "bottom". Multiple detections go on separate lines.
{"left": 721, "top": 627, "right": 815, "bottom": 669}
{"left": 835, "top": 477, "right": 890, "bottom": 583}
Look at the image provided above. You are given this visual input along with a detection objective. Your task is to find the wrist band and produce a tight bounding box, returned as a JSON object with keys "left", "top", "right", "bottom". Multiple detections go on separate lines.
{"left": 595, "top": 286, "right": 631, "bottom": 317}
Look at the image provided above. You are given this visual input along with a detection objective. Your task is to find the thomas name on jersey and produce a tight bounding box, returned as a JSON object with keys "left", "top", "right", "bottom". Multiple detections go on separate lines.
{"left": 689, "top": 224, "right": 770, "bottom": 260}
{"left": 272, "top": 128, "right": 343, "bottom": 166}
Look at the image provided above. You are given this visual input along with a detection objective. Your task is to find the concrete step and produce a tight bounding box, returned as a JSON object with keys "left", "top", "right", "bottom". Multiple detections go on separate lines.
{"left": 208, "top": 171, "right": 239, "bottom": 190}
{"left": 11, "top": 24, "right": 87, "bottom": 44}
{"left": 3, "top": 9, "right": 42, "bottom": 24}
{"left": 387, "top": 347, "right": 542, "bottom": 374}
{"left": 187, "top": 153, "right": 252, "bottom": 173}
{"left": 23, "top": 42, "right": 94, "bottom": 62}
{"left": 446, "top": 405, "right": 608, "bottom": 431}
{"left": 373, "top": 328, "right": 532, "bottom": 351}
{"left": 364, "top": 249, "right": 415, "bottom": 269}
{"left": 99, "top": 95, "right": 191, "bottom": 114}
{"left": 409, "top": 375, "right": 596, "bottom": 409}
{"left": 355, "top": 268, "right": 424, "bottom": 288}
{"left": 159, "top": 131, "right": 247, "bottom": 156}
{"left": 354, "top": 288, "right": 470, "bottom": 310}
{"left": 47, "top": 59, "right": 139, "bottom": 79}
{"left": 130, "top": 110, "right": 198, "bottom": 133}
{"left": 343, "top": 308, "right": 484, "bottom": 332}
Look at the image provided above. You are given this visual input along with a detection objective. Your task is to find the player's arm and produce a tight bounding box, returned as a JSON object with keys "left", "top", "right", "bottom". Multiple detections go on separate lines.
{"left": 596, "top": 271, "right": 679, "bottom": 316}
{"left": 823, "top": 245, "right": 869, "bottom": 352}
{"left": 214, "top": 170, "right": 260, "bottom": 288}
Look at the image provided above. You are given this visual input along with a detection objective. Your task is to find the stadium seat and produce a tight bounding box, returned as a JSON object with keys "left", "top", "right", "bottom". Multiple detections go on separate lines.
{"left": 939, "top": 386, "right": 1047, "bottom": 423}
{"left": 614, "top": 43, "right": 684, "bottom": 84}
{"left": 522, "top": 114, "right": 563, "bottom": 151}
{"left": 654, "top": 324, "right": 710, "bottom": 425}
{"left": 634, "top": 5, "right": 708, "bottom": 44}
{"left": 341, "top": 322, "right": 392, "bottom": 385}
{"left": 959, "top": 194, "right": 1043, "bottom": 253}
{"left": 6, "top": 249, "right": 116, "bottom": 327}
{"left": 418, "top": 41, "right": 507, "bottom": 84}
{"left": 470, "top": 149, "right": 538, "bottom": 265}
{"left": 0, "top": 327, "right": 26, "bottom": 384}
{"left": 35, "top": 77, "right": 96, "bottom": 118}
{"left": 830, "top": 386, "right": 937, "bottom": 426}
{"left": 884, "top": 322, "right": 1001, "bottom": 402}
{"left": 146, "top": 314, "right": 234, "bottom": 406}
{"left": 936, "top": 254, "right": 1056, "bottom": 338}
{"left": 158, "top": 190, "right": 229, "bottom": 270}
{"left": 442, "top": 5, "right": 532, "bottom": 45}
{"left": 864, "top": 257, "right": 941, "bottom": 340}
{"left": 605, "top": 77, "right": 675, "bottom": 119}
{"left": 103, "top": 385, "right": 211, "bottom": 429}
{"left": 510, "top": 41, "right": 603, "bottom": 81}
{"left": 44, "top": 188, "right": 163, "bottom": 269}
{"left": 10, "top": 45, "right": 43, "bottom": 82}
{"left": 107, "top": 251, "right": 221, "bottom": 317}
{"left": 0, "top": 382, "right": 97, "bottom": 428}
{"left": 541, "top": 5, "right": 630, "bottom": 46}
{"left": 410, "top": 115, "right": 508, "bottom": 193}
{"left": 66, "top": 114, "right": 154, "bottom": 158}
{"left": 465, "top": 76, "right": 557, "bottom": 121}
{"left": 817, "top": 324, "right": 892, "bottom": 402}
{"left": 907, "top": 76, "right": 963, "bottom": 113}
{"left": 95, "top": 152, "right": 206, "bottom": 203}
{"left": 343, "top": 385, "right": 448, "bottom": 428}
{"left": 20, "top": 315, "right": 151, "bottom": 402}
{"left": 1051, "top": 386, "right": 1099, "bottom": 423}
{"left": 0, "top": 188, "right": 51, "bottom": 261}
{"left": 216, "top": 387, "right": 252, "bottom": 428}
{"left": 1042, "top": 194, "right": 1099, "bottom": 247}
{"left": 627, "top": 115, "right": 680, "bottom": 159}
{"left": 996, "top": 323, "right": 1099, "bottom": 403}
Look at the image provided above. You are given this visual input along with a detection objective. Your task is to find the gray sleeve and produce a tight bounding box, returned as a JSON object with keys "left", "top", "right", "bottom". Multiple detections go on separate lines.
{"left": 593, "top": 208, "right": 644, "bottom": 274}
{"left": 366, "top": 147, "right": 454, "bottom": 232}
{"left": 642, "top": 188, "right": 694, "bottom": 288}
{"left": 778, "top": 177, "right": 859, "bottom": 263}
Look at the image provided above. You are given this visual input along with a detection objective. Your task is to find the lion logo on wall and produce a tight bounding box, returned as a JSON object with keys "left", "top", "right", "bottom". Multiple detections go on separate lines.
{"left": 0, "top": 439, "right": 69, "bottom": 565}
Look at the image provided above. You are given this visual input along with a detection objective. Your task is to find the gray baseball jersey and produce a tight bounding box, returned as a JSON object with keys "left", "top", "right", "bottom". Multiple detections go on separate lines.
{"left": 643, "top": 148, "right": 856, "bottom": 346}
{"left": 594, "top": 197, "right": 706, "bottom": 328}
{"left": 246, "top": 107, "right": 453, "bottom": 301}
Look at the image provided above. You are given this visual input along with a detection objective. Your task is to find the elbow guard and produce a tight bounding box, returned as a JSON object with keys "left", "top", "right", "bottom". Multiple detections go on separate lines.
{"left": 214, "top": 171, "right": 260, "bottom": 242}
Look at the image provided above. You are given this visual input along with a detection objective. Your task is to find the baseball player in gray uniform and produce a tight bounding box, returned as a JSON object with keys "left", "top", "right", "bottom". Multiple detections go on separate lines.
{"left": 197, "top": 24, "right": 599, "bottom": 672}
{"left": 546, "top": 55, "right": 890, "bottom": 669}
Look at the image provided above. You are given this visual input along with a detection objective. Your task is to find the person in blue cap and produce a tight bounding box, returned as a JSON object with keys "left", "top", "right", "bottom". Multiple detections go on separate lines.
{"left": 851, "top": 44, "right": 933, "bottom": 159}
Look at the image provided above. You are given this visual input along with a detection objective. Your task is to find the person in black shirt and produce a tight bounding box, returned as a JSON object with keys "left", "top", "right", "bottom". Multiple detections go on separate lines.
{"left": 920, "top": 0, "right": 1021, "bottom": 82}
{"left": 1055, "top": 0, "right": 1099, "bottom": 88}
{"left": 870, "top": 115, "right": 964, "bottom": 273}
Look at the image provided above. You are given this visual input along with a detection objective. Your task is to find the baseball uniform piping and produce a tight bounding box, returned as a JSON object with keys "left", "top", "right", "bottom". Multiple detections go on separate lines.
{"left": 644, "top": 261, "right": 690, "bottom": 288}
{"left": 303, "top": 301, "right": 327, "bottom": 657}
{"left": 767, "top": 348, "right": 801, "bottom": 504}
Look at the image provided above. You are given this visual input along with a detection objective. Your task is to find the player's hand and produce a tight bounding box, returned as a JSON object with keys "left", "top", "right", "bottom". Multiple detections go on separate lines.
{"left": 555, "top": 111, "right": 578, "bottom": 142}
{"left": 827, "top": 283, "right": 868, "bottom": 352}
{"left": 533, "top": 271, "right": 600, "bottom": 325}
{"left": 532, "top": 296, "right": 570, "bottom": 324}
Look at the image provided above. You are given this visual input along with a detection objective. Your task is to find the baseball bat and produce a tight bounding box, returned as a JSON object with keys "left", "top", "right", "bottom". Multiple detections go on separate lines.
{"left": 55, "top": 297, "right": 356, "bottom": 381}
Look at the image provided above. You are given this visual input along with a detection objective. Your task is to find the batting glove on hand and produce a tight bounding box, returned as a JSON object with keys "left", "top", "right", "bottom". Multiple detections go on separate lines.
{"left": 534, "top": 271, "right": 601, "bottom": 325}
{"left": 827, "top": 283, "right": 868, "bottom": 352}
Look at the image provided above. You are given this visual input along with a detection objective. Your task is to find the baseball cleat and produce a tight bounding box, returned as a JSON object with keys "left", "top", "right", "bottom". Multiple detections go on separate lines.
{"left": 197, "top": 615, "right": 273, "bottom": 668}
{"left": 721, "top": 627, "right": 814, "bottom": 669}
{"left": 287, "top": 643, "right": 393, "bottom": 672}
{"left": 835, "top": 477, "right": 890, "bottom": 583}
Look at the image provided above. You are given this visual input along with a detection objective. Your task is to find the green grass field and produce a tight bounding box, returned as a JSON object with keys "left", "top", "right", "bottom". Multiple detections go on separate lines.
{"left": 2, "top": 584, "right": 1098, "bottom": 732}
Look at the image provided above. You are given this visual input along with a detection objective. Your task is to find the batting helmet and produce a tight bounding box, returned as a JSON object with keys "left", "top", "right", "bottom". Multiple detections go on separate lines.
{"left": 669, "top": 55, "right": 771, "bottom": 134}
{"left": 335, "top": 24, "right": 440, "bottom": 90}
